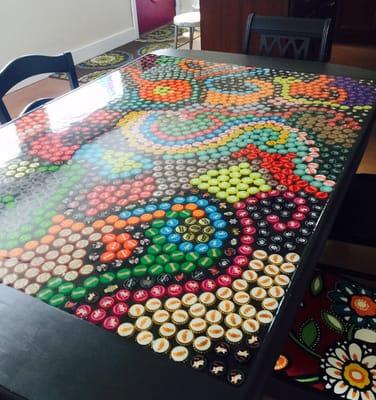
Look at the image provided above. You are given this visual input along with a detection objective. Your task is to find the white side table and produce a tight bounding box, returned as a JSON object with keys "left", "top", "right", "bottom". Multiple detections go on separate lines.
{"left": 173, "top": 11, "right": 200, "bottom": 49}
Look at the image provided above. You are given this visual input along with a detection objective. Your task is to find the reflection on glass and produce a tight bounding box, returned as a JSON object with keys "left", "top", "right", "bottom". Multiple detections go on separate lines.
{"left": 46, "top": 71, "right": 124, "bottom": 132}
{"left": 0, "top": 124, "right": 21, "bottom": 166}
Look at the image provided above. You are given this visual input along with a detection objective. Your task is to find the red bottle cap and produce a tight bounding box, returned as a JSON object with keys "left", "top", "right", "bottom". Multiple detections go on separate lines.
{"left": 201, "top": 279, "right": 217, "bottom": 292}
{"left": 133, "top": 289, "right": 149, "bottom": 303}
{"left": 184, "top": 281, "right": 200, "bottom": 294}
{"left": 88, "top": 308, "right": 107, "bottom": 324}
{"left": 112, "top": 302, "right": 129, "bottom": 316}
{"left": 102, "top": 315, "right": 120, "bottom": 331}
{"left": 227, "top": 265, "right": 243, "bottom": 277}
{"left": 168, "top": 284, "right": 183, "bottom": 297}
{"left": 115, "top": 289, "right": 131, "bottom": 302}
{"left": 240, "top": 218, "right": 253, "bottom": 226}
{"left": 150, "top": 285, "right": 166, "bottom": 298}
{"left": 266, "top": 215, "right": 279, "bottom": 223}
{"left": 287, "top": 220, "right": 301, "bottom": 230}
{"left": 75, "top": 304, "right": 92, "bottom": 319}
{"left": 238, "top": 245, "right": 253, "bottom": 256}
{"left": 236, "top": 210, "right": 248, "bottom": 219}
{"left": 217, "top": 274, "right": 232, "bottom": 287}
{"left": 233, "top": 255, "right": 249, "bottom": 267}
{"left": 99, "top": 296, "right": 115, "bottom": 309}
{"left": 242, "top": 226, "right": 256, "bottom": 235}
{"left": 273, "top": 222, "right": 287, "bottom": 232}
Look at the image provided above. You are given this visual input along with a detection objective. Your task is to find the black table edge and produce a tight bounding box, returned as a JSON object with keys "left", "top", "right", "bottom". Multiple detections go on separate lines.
{"left": 153, "top": 49, "right": 376, "bottom": 79}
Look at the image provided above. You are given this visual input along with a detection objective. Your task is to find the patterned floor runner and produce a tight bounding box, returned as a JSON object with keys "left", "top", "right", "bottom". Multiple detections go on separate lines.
{"left": 52, "top": 24, "right": 200, "bottom": 84}
{"left": 274, "top": 269, "right": 376, "bottom": 399}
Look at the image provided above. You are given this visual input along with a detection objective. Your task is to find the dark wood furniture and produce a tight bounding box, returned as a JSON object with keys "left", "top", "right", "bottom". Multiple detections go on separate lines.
{"left": 200, "top": 0, "right": 291, "bottom": 53}
{"left": 335, "top": 0, "right": 376, "bottom": 44}
{"left": 242, "top": 14, "right": 332, "bottom": 61}
{"left": 200, "top": 0, "right": 376, "bottom": 52}
{"left": 0, "top": 52, "right": 78, "bottom": 124}
{"left": 0, "top": 49, "right": 375, "bottom": 400}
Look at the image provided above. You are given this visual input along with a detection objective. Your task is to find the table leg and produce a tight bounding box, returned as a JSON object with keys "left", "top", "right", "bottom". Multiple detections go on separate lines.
{"left": 174, "top": 25, "right": 179, "bottom": 49}
{"left": 189, "top": 27, "right": 194, "bottom": 49}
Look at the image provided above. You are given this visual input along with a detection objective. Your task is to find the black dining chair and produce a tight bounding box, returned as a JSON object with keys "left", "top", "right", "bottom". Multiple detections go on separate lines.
{"left": 0, "top": 52, "right": 79, "bottom": 124}
{"left": 242, "top": 14, "right": 332, "bottom": 62}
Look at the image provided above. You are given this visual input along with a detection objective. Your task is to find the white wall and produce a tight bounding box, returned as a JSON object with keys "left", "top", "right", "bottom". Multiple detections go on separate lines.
{"left": 0, "top": 0, "right": 139, "bottom": 70}
{"left": 176, "top": 0, "right": 195, "bottom": 13}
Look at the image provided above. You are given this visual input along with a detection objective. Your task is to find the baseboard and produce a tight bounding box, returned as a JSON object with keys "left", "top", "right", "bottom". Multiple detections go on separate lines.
{"left": 71, "top": 26, "right": 139, "bottom": 65}
{"left": 9, "top": 26, "right": 139, "bottom": 93}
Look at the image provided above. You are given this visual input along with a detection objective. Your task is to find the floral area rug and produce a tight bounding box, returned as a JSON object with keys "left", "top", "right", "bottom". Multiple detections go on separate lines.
{"left": 53, "top": 24, "right": 200, "bottom": 84}
{"left": 274, "top": 269, "right": 376, "bottom": 400}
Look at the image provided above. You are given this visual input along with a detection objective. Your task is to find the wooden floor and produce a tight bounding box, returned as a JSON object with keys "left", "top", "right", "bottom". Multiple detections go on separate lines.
{"left": 3, "top": 39, "right": 376, "bottom": 273}
{"left": 331, "top": 43, "right": 376, "bottom": 70}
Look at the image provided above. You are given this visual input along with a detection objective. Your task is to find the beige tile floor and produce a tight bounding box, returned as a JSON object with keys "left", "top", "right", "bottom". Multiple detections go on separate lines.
{"left": 2, "top": 37, "right": 376, "bottom": 273}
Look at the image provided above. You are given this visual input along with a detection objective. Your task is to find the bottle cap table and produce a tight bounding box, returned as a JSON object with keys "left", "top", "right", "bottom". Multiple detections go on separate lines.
{"left": 0, "top": 49, "right": 375, "bottom": 400}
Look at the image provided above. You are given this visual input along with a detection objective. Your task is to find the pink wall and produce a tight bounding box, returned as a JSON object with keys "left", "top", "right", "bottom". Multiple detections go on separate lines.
{"left": 136, "top": 0, "right": 176, "bottom": 33}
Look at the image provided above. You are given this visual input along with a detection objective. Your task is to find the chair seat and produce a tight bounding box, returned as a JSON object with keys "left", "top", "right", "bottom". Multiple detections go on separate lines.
{"left": 173, "top": 12, "right": 200, "bottom": 28}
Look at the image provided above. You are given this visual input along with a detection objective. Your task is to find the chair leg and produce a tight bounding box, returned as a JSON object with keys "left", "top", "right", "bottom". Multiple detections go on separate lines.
{"left": 174, "top": 25, "right": 179, "bottom": 49}
{"left": 189, "top": 27, "right": 194, "bottom": 49}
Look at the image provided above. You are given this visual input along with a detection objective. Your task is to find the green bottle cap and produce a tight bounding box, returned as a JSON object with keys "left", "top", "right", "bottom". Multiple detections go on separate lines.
{"left": 181, "top": 261, "right": 196, "bottom": 273}
{"left": 185, "top": 252, "right": 200, "bottom": 262}
{"left": 83, "top": 276, "right": 99, "bottom": 289}
{"left": 148, "top": 264, "right": 164, "bottom": 276}
{"left": 163, "top": 243, "right": 178, "bottom": 254}
{"left": 179, "top": 210, "right": 191, "bottom": 219}
{"left": 71, "top": 287, "right": 86, "bottom": 300}
{"left": 148, "top": 244, "right": 162, "bottom": 255}
{"left": 99, "top": 272, "right": 115, "bottom": 284}
{"left": 145, "top": 228, "right": 159, "bottom": 238}
{"left": 140, "top": 254, "right": 155, "bottom": 265}
{"left": 47, "top": 277, "right": 63, "bottom": 289}
{"left": 170, "top": 250, "right": 185, "bottom": 261}
{"left": 208, "top": 248, "right": 222, "bottom": 258}
{"left": 153, "top": 235, "right": 167, "bottom": 245}
{"left": 165, "top": 262, "right": 180, "bottom": 274}
{"left": 133, "top": 265, "right": 148, "bottom": 277}
{"left": 58, "top": 282, "right": 74, "bottom": 294}
{"left": 49, "top": 293, "right": 66, "bottom": 307}
{"left": 116, "top": 268, "right": 132, "bottom": 280}
{"left": 151, "top": 220, "right": 165, "bottom": 229}
{"left": 198, "top": 257, "right": 214, "bottom": 268}
{"left": 37, "top": 288, "right": 54, "bottom": 301}
{"left": 166, "top": 210, "right": 178, "bottom": 219}
{"left": 155, "top": 253, "right": 169, "bottom": 263}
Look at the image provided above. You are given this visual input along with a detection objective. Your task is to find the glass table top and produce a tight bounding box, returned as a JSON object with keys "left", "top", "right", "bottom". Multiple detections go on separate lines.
{"left": 0, "top": 54, "right": 375, "bottom": 388}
